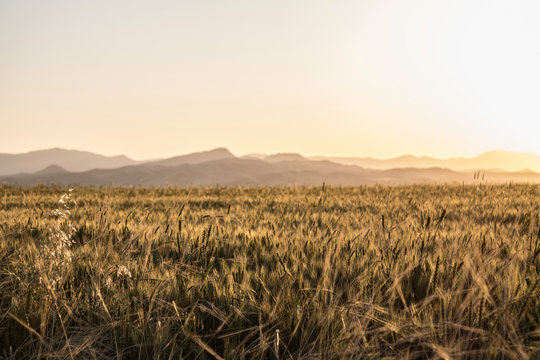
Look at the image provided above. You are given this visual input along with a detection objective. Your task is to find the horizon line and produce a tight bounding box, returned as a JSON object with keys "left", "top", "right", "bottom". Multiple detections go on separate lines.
{"left": 2, "top": 146, "right": 540, "bottom": 162}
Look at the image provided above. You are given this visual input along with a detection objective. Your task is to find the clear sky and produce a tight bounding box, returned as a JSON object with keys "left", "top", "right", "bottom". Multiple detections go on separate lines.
{"left": 1, "top": 0, "right": 539, "bottom": 160}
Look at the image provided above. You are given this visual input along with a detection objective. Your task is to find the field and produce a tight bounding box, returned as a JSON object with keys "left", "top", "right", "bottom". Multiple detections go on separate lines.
{"left": 1, "top": 184, "right": 539, "bottom": 359}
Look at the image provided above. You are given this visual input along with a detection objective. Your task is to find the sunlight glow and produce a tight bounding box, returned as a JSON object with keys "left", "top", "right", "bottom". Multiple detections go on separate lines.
{"left": 1, "top": 0, "right": 539, "bottom": 159}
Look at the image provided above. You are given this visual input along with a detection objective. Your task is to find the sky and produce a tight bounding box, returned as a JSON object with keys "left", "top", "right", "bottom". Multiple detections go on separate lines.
{"left": 1, "top": 0, "right": 540, "bottom": 160}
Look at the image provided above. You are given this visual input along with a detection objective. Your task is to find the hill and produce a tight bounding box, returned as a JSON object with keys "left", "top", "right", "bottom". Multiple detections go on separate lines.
{"left": 3, "top": 155, "right": 540, "bottom": 186}
{"left": 0, "top": 148, "right": 138, "bottom": 176}
{"left": 149, "top": 147, "right": 235, "bottom": 167}
{"left": 264, "top": 153, "right": 307, "bottom": 163}
{"left": 313, "top": 150, "right": 540, "bottom": 172}
{"left": 3, "top": 148, "right": 540, "bottom": 186}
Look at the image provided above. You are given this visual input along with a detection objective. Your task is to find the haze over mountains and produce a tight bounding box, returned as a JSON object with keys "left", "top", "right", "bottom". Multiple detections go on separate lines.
{"left": 313, "top": 150, "right": 540, "bottom": 173}
{"left": 0, "top": 148, "right": 138, "bottom": 176}
{"left": 1, "top": 148, "right": 540, "bottom": 186}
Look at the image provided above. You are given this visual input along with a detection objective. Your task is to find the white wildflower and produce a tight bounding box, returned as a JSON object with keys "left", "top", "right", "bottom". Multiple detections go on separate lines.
{"left": 117, "top": 265, "right": 132, "bottom": 279}
{"left": 39, "top": 190, "right": 77, "bottom": 289}
{"left": 274, "top": 329, "right": 280, "bottom": 357}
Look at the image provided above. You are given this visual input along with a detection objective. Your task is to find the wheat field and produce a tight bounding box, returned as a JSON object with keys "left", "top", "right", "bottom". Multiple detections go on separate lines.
{"left": 0, "top": 184, "right": 539, "bottom": 359}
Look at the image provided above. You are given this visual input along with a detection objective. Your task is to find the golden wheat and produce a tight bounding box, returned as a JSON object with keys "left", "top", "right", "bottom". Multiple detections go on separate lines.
{"left": 0, "top": 184, "right": 539, "bottom": 359}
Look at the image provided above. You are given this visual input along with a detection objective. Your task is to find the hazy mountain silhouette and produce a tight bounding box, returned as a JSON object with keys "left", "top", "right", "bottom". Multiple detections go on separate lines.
{"left": 241, "top": 153, "right": 267, "bottom": 160}
{"left": 2, "top": 150, "right": 540, "bottom": 186}
{"left": 35, "top": 164, "right": 69, "bottom": 175}
{"left": 149, "top": 147, "right": 235, "bottom": 167}
{"left": 312, "top": 150, "right": 540, "bottom": 173}
{"left": 0, "top": 148, "right": 138, "bottom": 176}
{"left": 2, "top": 148, "right": 540, "bottom": 186}
{"left": 264, "top": 153, "right": 307, "bottom": 163}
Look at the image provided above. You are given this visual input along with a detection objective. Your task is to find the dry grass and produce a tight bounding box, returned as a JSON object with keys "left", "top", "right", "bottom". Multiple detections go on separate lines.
{"left": 0, "top": 184, "right": 539, "bottom": 359}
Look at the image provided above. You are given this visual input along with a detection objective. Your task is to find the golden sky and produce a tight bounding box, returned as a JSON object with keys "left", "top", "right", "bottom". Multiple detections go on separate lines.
{"left": 1, "top": 0, "right": 539, "bottom": 160}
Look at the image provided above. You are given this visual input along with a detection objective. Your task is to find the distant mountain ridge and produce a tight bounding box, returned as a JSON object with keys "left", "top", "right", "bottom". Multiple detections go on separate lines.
{"left": 150, "top": 148, "right": 235, "bottom": 167}
{"left": 0, "top": 148, "right": 139, "bottom": 176}
{"left": 2, "top": 148, "right": 540, "bottom": 186}
{"left": 311, "top": 150, "right": 540, "bottom": 173}
{"left": 0, "top": 148, "right": 540, "bottom": 186}
{"left": 35, "top": 165, "right": 68, "bottom": 175}
{"left": 265, "top": 153, "right": 307, "bottom": 163}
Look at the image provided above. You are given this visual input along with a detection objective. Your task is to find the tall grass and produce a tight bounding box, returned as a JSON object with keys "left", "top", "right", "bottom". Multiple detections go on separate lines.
{"left": 0, "top": 184, "right": 539, "bottom": 359}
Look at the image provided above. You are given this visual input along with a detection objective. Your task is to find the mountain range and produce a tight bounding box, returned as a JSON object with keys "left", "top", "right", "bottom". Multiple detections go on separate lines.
{"left": 0, "top": 148, "right": 138, "bottom": 176}
{"left": 312, "top": 150, "right": 540, "bottom": 173}
{"left": 1, "top": 148, "right": 540, "bottom": 186}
